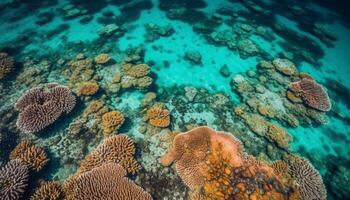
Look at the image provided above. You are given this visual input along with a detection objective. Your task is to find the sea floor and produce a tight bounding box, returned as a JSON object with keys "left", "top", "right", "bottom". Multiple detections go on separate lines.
{"left": 0, "top": 0, "right": 350, "bottom": 199}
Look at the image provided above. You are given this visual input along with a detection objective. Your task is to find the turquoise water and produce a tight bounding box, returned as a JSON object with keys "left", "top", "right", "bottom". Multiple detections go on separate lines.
{"left": 0, "top": 0, "right": 350, "bottom": 199}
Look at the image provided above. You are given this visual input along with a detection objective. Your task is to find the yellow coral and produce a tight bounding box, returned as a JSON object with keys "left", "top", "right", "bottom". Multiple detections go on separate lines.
{"left": 76, "top": 81, "right": 99, "bottom": 96}
{"left": 94, "top": 53, "right": 111, "bottom": 64}
{"left": 147, "top": 105, "right": 170, "bottom": 127}
{"left": 102, "top": 111, "right": 125, "bottom": 136}
{"left": 10, "top": 140, "right": 49, "bottom": 172}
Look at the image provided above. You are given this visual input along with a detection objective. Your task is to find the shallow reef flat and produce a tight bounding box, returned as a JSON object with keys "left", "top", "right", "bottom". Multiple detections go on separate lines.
{"left": 0, "top": 0, "right": 350, "bottom": 199}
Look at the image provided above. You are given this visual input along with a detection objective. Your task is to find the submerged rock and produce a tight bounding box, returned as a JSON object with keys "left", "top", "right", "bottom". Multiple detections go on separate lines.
{"left": 219, "top": 65, "right": 231, "bottom": 77}
{"left": 184, "top": 51, "right": 202, "bottom": 64}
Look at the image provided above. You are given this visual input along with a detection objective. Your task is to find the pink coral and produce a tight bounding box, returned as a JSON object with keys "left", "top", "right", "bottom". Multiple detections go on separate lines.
{"left": 0, "top": 159, "right": 29, "bottom": 200}
{"left": 15, "top": 83, "right": 76, "bottom": 133}
{"left": 289, "top": 79, "right": 331, "bottom": 112}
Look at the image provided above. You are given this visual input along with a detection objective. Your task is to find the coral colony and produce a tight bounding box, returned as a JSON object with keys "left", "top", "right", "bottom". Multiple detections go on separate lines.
{"left": 0, "top": 0, "right": 350, "bottom": 200}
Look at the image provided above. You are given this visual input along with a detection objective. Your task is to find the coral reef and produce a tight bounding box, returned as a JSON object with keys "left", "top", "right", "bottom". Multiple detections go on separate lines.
{"left": 31, "top": 181, "right": 63, "bottom": 200}
{"left": 15, "top": 83, "right": 76, "bottom": 133}
{"left": 64, "top": 163, "right": 152, "bottom": 200}
{"left": 184, "top": 51, "right": 202, "bottom": 64}
{"left": 76, "top": 81, "right": 99, "bottom": 96}
{"left": 0, "top": 159, "right": 29, "bottom": 200}
{"left": 94, "top": 53, "right": 111, "bottom": 65}
{"left": 146, "top": 105, "right": 170, "bottom": 128}
{"left": 272, "top": 58, "right": 298, "bottom": 76}
{"left": 144, "top": 23, "right": 175, "bottom": 42}
{"left": 120, "top": 62, "right": 153, "bottom": 89}
{"left": 289, "top": 78, "right": 332, "bottom": 112}
{"left": 78, "top": 134, "right": 140, "bottom": 174}
{"left": 10, "top": 140, "right": 49, "bottom": 172}
{"left": 0, "top": 52, "right": 14, "bottom": 80}
{"left": 101, "top": 111, "right": 125, "bottom": 136}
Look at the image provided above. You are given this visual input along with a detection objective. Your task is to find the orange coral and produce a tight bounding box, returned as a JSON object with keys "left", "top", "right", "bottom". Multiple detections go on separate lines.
{"left": 10, "top": 140, "right": 49, "bottom": 172}
{"left": 76, "top": 81, "right": 99, "bottom": 96}
{"left": 101, "top": 111, "right": 125, "bottom": 136}
{"left": 78, "top": 134, "right": 140, "bottom": 174}
{"left": 31, "top": 181, "right": 62, "bottom": 200}
{"left": 147, "top": 105, "right": 170, "bottom": 127}
{"left": 94, "top": 53, "right": 111, "bottom": 64}
{"left": 64, "top": 163, "right": 151, "bottom": 200}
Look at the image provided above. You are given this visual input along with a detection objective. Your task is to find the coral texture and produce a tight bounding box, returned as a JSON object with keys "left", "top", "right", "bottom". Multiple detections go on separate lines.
{"left": 10, "top": 140, "right": 49, "bottom": 172}
{"left": 0, "top": 159, "right": 29, "bottom": 200}
{"left": 31, "top": 181, "right": 62, "bottom": 200}
{"left": 0, "top": 52, "right": 14, "bottom": 80}
{"left": 101, "top": 111, "right": 125, "bottom": 136}
{"left": 289, "top": 79, "right": 331, "bottom": 112}
{"left": 147, "top": 105, "right": 170, "bottom": 127}
{"left": 288, "top": 157, "right": 327, "bottom": 200}
{"left": 78, "top": 134, "right": 140, "bottom": 174}
{"left": 76, "top": 81, "right": 99, "bottom": 96}
{"left": 94, "top": 53, "right": 111, "bottom": 64}
{"left": 15, "top": 83, "right": 76, "bottom": 133}
{"left": 122, "top": 63, "right": 150, "bottom": 78}
{"left": 65, "top": 163, "right": 152, "bottom": 200}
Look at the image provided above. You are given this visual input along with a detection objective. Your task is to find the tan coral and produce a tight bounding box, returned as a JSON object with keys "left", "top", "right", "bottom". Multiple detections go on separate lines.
{"left": 266, "top": 124, "right": 292, "bottom": 149}
{"left": 10, "top": 140, "right": 49, "bottom": 172}
{"left": 76, "top": 81, "right": 99, "bottom": 96}
{"left": 31, "top": 181, "right": 62, "bottom": 200}
{"left": 101, "top": 111, "right": 125, "bottom": 136}
{"left": 122, "top": 63, "right": 150, "bottom": 78}
{"left": 94, "top": 53, "right": 111, "bottom": 64}
{"left": 146, "top": 105, "right": 170, "bottom": 127}
{"left": 0, "top": 52, "right": 14, "bottom": 80}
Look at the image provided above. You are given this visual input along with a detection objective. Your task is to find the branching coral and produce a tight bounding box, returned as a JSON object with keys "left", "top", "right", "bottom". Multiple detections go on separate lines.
{"left": 31, "top": 181, "right": 62, "bottom": 200}
{"left": 64, "top": 163, "right": 152, "bottom": 200}
{"left": 94, "top": 53, "right": 111, "bottom": 64}
{"left": 146, "top": 105, "right": 170, "bottom": 127}
{"left": 289, "top": 78, "right": 331, "bottom": 112}
{"left": 78, "top": 134, "right": 140, "bottom": 174}
{"left": 76, "top": 81, "right": 99, "bottom": 96}
{"left": 101, "top": 111, "right": 125, "bottom": 136}
{"left": 287, "top": 156, "right": 327, "bottom": 200}
{"left": 0, "top": 52, "right": 14, "bottom": 80}
{"left": 0, "top": 159, "right": 29, "bottom": 200}
{"left": 10, "top": 140, "right": 49, "bottom": 172}
{"left": 15, "top": 83, "right": 76, "bottom": 133}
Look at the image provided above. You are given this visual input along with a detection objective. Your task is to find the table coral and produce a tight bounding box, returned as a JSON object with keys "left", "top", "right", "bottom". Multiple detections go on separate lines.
{"left": 0, "top": 159, "right": 29, "bottom": 200}
{"left": 31, "top": 181, "right": 62, "bottom": 200}
{"left": 15, "top": 83, "right": 76, "bottom": 133}
{"left": 94, "top": 53, "right": 111, "bottom": 64}
{"left": 289, "top": 78, "right": 332, "bottom": 112}
{"left": 76, "top": 81, "right": 99, "bottom": 96}
{"left": 101, "top": 111, "right": 125, "bottom": 136}
{"left": 0, "top": 52, "right": 14, "bottom": 80}
{"left": 64, "top": 163, "right": 151, "bottom": 200}
{"left": 10, "top": 140, "right": 49, "bottom": 172}
{"left": 147, "top": 105, "right": 170, "bottom": 128}
{"left": 78, "top": 134, "right": 140, "bottom": 174}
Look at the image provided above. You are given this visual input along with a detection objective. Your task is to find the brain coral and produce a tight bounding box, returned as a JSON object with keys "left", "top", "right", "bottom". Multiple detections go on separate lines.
{"left": 65, "top": 162, "right": 152, "bottom": 200}
{"left": 15, "top": 83, "right": 76, "bottom": 133}
{"left": 289, "top": 78, "right": 331, "bottom": 112}
{"left": 147, "top": 105, "right": 170, "bottom": 127}
{"left": 0, "top": 52, "right": 14, "bottom": 80}
{"left": 0, "top": 159, "right": 29, "bottom": 200}
{"left": 10, "top": 140, "right": 49, "bottom": 172}
{"left": 78, "top": 134, "right": 140, "bottom": 174}
{"left": 31, "top": 181, "right": 62, "bottom": 200}
{"left": 101, "top": 111, "right": 125, "bottom": 136}
{"left": 288, "top": 157, "right": 327, "bottom": 200}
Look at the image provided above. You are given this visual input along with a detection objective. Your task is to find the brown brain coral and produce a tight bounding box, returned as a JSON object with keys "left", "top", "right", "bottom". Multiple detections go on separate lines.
{"left": 10, "top": 140, "right": 49, "bottom": 172}
{"left": 15, "top": 83, "right": 76, "bottom": 133}
{"left": 289, "top": 78, "right": 331, "bottom": 112}
{"left": 147, "top": 105, "right": 170, "bottom": 127}
{"left": 64, "top": 163, "right": 152, "bottom": 200}
{"left": 31, "top": 181, "right": 62, "bottom": 200}
{"left": 101, "top": 111, "right": 125, "bottom": 136}
{"left": 78, "top": 134, "right": 140, "bottom": 174}
{"left": 0, "top": 159, "right": 29, "bottom": 200}
{"left": 0, "top": 52, "right": 14, "bottom": 80}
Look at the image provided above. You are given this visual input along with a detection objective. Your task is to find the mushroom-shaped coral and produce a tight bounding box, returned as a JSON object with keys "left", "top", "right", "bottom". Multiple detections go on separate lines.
{"left": 101, "top": 111, "right": 125, "bottom": 136}
{"left": 0, "top": 159, "right": 29, "bottom": 200}
{"left": 10, "top": 140, "right": 49, "bottom": 172}
{"left": 94, "top": 53, "right": 111, "bottom": 64}
{"left": 289, "top": 78, "right": 331, "bottom": 112}
{"left": 31, "top": 181, "right": 62, "bottom": 200}
{"left": 287, "top": 157, "right": 327, "bottom": 200}
{"left": 0, "top": 52, "right": 14, "bottom": 80}
{"left": 146, "top": 105, "right": 170, "bottom": 128}
{"left": 78, "top": 134, "right": 140, "bottom": 174}
{"left": 64, "top": 163, "right": 152, "bottom": 200}
{"left": 15, "top": 83, "right": 76, "bottom": 133}
{"left": 76, "top": 81, "right": 99, "bottom": 96}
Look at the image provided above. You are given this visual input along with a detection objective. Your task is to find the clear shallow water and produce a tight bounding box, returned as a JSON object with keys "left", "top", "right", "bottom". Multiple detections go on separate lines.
{"left": 0, "top": 0, "right": 349, "bottom": 199}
